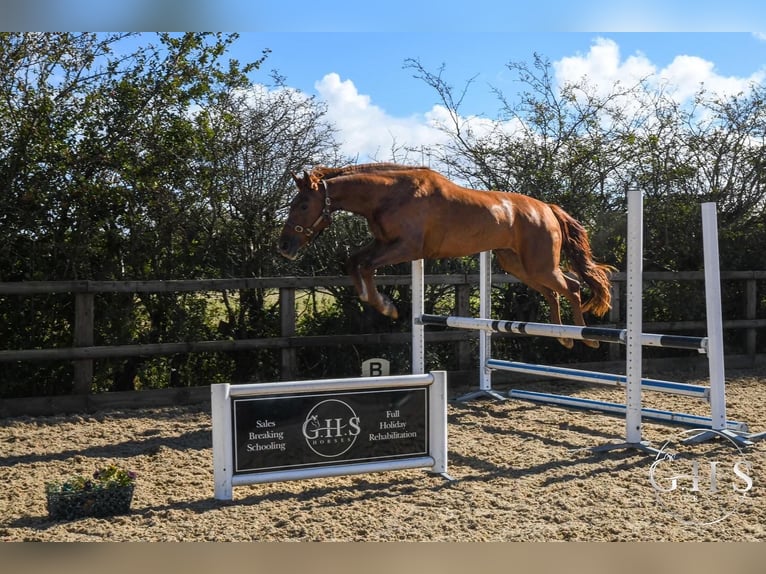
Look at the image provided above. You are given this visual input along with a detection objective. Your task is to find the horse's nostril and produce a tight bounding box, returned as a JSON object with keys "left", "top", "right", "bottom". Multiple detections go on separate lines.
{"left": 278, "top": 237, "right": 296, "bottom": 258}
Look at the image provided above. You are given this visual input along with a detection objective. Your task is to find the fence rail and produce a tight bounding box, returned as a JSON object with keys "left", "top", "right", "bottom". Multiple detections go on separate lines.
{"left": 1, "top": 271, "right": 764, "bottom": 395}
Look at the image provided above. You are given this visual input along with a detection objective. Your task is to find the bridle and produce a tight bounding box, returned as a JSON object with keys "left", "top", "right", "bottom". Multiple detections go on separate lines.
{"left": 290, "top": 179, "right": 333, "bottom": 239}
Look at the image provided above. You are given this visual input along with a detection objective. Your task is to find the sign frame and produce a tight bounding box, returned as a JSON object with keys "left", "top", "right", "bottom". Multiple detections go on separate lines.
{"left": 212, "top": 371, "right": 447, "bottom": 500}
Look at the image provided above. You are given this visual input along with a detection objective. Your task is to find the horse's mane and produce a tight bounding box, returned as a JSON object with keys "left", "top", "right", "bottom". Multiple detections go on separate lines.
{"left": 310, "top": 162, "right": 432, "bottom": 182}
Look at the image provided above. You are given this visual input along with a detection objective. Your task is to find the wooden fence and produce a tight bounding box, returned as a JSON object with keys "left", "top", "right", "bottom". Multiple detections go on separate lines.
{"left": 1, "top": 271, "right": 765, "bottom": 397}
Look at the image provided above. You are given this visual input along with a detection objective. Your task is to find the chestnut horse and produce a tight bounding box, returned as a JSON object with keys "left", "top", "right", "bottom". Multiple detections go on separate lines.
{"left": 278, "top": 163, "right": 614, "bottom": 348}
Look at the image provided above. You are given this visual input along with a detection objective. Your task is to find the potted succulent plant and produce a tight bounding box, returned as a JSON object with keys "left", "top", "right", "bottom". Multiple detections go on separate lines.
{"left": 45, "top": 464, "right": 137, "bottom": 520}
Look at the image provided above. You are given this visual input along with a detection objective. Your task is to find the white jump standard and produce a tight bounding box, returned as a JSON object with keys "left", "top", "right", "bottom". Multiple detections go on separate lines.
{"left": 411, "top": 189, "right": 758, "bottom": 449}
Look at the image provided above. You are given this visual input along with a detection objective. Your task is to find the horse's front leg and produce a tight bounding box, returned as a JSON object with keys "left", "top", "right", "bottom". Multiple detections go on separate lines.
{"left": 347, "top": 241, "right": 407, "bottom": 319}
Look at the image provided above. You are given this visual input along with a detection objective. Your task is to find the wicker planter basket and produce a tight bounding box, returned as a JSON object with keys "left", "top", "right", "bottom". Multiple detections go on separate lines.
{"left": 46, "top": 484, "right": 135, "bottom": 520}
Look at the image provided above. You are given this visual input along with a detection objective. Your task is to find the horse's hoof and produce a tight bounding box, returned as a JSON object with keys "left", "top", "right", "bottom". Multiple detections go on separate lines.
{"left": 385, "top": 304, "right": 399, "bottom": 320}
{"left": 583, "top": 339, "right": 600, "bottom": 349}
{"left": 377, "top": 298, "right": 399, "bottom": 319}
{"left": 558, "top": 338, "right": 575, "bottom": 349}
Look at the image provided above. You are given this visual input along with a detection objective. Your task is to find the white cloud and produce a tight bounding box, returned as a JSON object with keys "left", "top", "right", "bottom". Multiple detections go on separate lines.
{"left": 555, "top": 38, "right": 655, "bottom": 95}
{"left": 661, "top": 55, "right": 763, "bottom": 100}
{"left": 315, "top": 72, "right": 451, "bottom": 162}
{"left": 554, "top": 37, "right": 765, "bottom": 103}
{"left": 315, "top": 72, "right": 523, "bottom": 164}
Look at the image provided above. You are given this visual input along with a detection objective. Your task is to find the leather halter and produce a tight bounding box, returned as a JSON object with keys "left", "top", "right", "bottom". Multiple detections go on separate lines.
{"left": 292, "top": 179, "right": 332, "bottom": 239}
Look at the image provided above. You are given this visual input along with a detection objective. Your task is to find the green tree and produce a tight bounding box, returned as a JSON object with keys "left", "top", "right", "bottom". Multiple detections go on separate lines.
{"left": 0, "top": 32, "right": 270, "bottom": 396}
{"left": 194, "top": 74, "right": 343, "bottom": 381}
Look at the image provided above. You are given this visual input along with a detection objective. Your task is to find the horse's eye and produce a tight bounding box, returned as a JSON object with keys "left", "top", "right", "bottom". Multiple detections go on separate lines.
{"left": 300, "top": 203, "right": 309, "bottom": 211}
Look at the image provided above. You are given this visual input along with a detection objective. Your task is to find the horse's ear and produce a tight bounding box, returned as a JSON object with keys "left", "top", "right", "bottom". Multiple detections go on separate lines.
{"left": 307, "top": 171, "right": 322, "bottom": 192}
{"left": 291, "top": 172, "right": 301, "bottom": 186}
{"left": 304, "top": 170, "right": 318, "bottom": 190}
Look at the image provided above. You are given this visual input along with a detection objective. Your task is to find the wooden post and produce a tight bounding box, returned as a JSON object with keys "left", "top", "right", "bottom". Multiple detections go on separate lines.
{"left": 744, "top": 278, "right": 757, "bottom": 358}
{"left": 280, "top": 287, "right": 296, "bottom": 380}
{"left": 455, "top": 283, "right": 472, "bottom": 370}
{"left": 73, "top": 293, "right": 94, "bottom": 394}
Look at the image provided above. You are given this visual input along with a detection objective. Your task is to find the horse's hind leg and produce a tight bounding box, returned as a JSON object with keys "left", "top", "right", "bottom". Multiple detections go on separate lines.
{"left": 531, "top": 284, "right": 577, "bottom": 349}
{"left": 544, "top": 270, "right": 600, "bottom": 349}
{"left": 494, "top": 250, "right": 569, "bottom": 348}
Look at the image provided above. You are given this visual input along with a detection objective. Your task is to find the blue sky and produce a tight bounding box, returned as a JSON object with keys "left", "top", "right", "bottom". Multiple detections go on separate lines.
{"left": 238, "top": 33, "right": 766, "bottom": 117}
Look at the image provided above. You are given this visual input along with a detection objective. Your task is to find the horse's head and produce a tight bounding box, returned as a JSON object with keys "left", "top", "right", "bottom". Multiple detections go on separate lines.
{"left": 278, "top": 170, "right": 333, "bottom": 260}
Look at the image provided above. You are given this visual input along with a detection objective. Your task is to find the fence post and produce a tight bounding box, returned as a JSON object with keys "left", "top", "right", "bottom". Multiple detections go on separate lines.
{"left": 73, "top": 292, "right": 94, "bottom": 394}
{"left": 280, "top": 287, "right": 296, "bottom": 380}
{"left": 455, "top": 283, "right": 472, "bottom": 370}
{"left": 744, "top": 278, "right": 757, "bottom": 358}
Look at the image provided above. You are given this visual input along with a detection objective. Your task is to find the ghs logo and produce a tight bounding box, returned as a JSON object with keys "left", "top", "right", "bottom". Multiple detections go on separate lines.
{"left": 302, "top": 399, "right": 361, "bottom": 457}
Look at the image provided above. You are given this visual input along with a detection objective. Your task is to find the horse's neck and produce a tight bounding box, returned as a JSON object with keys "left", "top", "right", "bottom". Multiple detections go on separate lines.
{"left": 327, "top": 178, "right": 386, "bottom": 217}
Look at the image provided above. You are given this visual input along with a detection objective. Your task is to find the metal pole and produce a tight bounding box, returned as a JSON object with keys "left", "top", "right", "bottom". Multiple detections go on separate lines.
{"left": 702, "top": 203, "right": 726, "bottom": 430}
{"left": 429, "top": 370, "right": 449, "bottom": 476}
{"left": 417, "top": 314, "right": 706, "bottom": 350}
{"left": 479, "top": 250, "right": 492, "bottom": 391}
{"left": 509, "top": 389, "right": 748, "bottom": 432}
{"left": 412, "top": 259, "right": 425, "bottom": 374}
{"left": 456, "top": 251, "right": 507, "bottom": 402}
{"left": 625, "top": 187, "right": 643, "bottom": 445}
{"left": 487, "top": 359, "right": 709, "bottom": 398}
{"left": 211, "top": 383, "right": 233, "bottom": 501}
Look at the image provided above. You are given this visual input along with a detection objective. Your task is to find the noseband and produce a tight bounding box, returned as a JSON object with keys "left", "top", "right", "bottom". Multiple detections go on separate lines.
{"left": 291, "top": 179, "right": 332, "bottom": 239}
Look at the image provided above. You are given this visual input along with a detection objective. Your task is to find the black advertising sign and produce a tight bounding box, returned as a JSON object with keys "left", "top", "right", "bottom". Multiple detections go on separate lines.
{"left": 232, "top": 387, "right": 428, "bottom": 475}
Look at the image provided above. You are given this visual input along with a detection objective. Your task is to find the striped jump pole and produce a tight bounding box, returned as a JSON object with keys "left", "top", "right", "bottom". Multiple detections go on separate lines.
{"left": 415, "top": 314, "right": 708, "bottom": 352}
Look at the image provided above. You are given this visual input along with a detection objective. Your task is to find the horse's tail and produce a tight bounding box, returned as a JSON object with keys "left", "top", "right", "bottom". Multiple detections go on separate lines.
{"left": 549, "top": 204, "right": 616, "bottom": 317}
